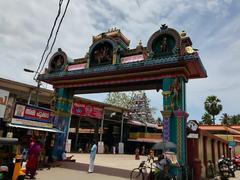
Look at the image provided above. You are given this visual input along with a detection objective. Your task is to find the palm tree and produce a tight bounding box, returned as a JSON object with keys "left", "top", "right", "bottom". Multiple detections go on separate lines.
{"left": 204, "top": 96, "right": 223, "bottom": 124}
{"left": 220, "top": 113, "right": 230, "bottom": 125}
{"left": 229, "top": 115, "right": 240, "bottom": 125}
{"left": 201, "top": 112, "right": 213, "bottom": 125}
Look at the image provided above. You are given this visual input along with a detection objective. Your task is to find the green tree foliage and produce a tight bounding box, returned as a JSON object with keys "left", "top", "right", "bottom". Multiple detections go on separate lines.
{"left": 204, "top": 95, "right": 223, "bottom": 124}
{"left": 229, "top": 114, "right": 240, "bottom": 125}
{"left": 220, "top": 113, "right": 230, "bottom": 125}
{"left": 105, "top": 92, "right": 135, "bottom": 109}
{"left": 200, "top": 113, "right": 213, "bottom": 125}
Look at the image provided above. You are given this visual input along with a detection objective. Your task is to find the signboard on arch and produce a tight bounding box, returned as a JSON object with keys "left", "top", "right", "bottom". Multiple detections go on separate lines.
{"left": 121, "top": 54, "right": 145, "bottom": 64}
{"left": 71, "top": 102, "right": 103, "bottom": 119}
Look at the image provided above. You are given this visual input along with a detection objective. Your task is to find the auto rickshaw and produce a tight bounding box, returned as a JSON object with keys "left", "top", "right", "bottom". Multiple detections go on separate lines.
{"left": 0, "top": 137, "right": 25, "bottom": 180}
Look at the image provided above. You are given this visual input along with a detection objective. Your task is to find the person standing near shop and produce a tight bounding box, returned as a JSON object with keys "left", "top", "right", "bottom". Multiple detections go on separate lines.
{"left": 45, "top": 133, "right": 55, "bottom": 163}
{"left": 26, "top": 139, "right": 41, "bottom": 179}
{"left": 88, "top": 140, "right": 97, "bottom": 173}
{"left": 135, "top": 146, "right": 140, "bottom": 160}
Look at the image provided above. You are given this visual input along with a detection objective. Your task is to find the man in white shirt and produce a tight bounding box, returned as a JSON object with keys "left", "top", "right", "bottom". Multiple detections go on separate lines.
{"left": 88, "top": 140, "right": 97, "bottom": 173}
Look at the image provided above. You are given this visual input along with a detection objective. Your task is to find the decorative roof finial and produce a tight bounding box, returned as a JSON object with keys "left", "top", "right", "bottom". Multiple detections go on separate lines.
{"left": 160, "top": 24, "right": 168, "bottom": 30}
{"left": 180, "top": 30, "right": 187, "bottom": 38}
{"left": 136, "top": 40, "right": 143, "bottom": 49}
{"left": 139, "top": 40, "right": 142, "bottom": 46}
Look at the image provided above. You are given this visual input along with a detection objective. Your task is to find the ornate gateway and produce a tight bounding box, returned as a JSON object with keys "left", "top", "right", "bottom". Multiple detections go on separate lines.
{"left": 38, "top": 25, "right": 207, "bottom": 166}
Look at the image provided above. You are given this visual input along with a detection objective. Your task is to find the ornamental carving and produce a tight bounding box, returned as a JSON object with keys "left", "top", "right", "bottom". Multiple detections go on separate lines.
{"left": 48, "top": 48, "right": 68, "bottom": 72}
{"left": 170, "top": 78, "right": 181, "bottom": 110}
{"left": 147, "top": 26, "right": 181, "bottom": 58}
{"left": 89, "top": 40, "right": 114, "bottom": 67}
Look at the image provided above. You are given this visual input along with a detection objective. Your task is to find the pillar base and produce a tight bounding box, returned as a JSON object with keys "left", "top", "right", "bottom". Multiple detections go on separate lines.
{"left": 118, "top": 142, "right": 124, "bottom": 154}
{"left": 98, "top": 141, "right": 104, "bottom": 153}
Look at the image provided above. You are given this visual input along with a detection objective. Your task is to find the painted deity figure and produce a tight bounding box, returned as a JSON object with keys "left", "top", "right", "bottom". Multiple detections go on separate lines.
{"left": 160, "top": 37, "right": 168, "bottom": 53}
{"left": 94, "top": 46, "right": 112, "bottom": 64}
{"left": 170, "top": 78, "right": 181, "bottom": 110}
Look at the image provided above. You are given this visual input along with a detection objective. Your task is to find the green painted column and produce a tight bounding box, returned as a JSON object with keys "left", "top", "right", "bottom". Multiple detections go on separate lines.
{"left": 162, "top": 77, "right": 188, "bottom": 166}
{"left": 52, "top": 88, "right": 73, "bottom": 159}
{"left": 174, "top": 110, "right": 188, "bottom": 165}
{"left": 162, "top": 78, "right": 174, "bottom": 143}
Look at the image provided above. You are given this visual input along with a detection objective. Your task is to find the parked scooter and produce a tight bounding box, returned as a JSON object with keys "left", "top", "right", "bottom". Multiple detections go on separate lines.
{"left": 218, "top": 156, "right": 235, "bottom": 178}
{"left": 232, "top": 155, "right": 240, "bottom": 170}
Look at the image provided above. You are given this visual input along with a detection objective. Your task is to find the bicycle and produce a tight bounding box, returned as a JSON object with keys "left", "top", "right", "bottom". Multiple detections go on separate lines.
{"left": 130, "top": 159, "right": 176, "bottom": 180}
{"left": 130, "top": 160, "right": 156, "bottom": 180}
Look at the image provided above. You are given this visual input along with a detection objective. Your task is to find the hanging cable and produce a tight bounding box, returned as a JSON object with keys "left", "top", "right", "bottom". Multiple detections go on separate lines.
{"left": 38, "top": 0, "right": 71, "bottom": 75}
{"left": 33, "top": 0, "right": 66, "bottom": 80}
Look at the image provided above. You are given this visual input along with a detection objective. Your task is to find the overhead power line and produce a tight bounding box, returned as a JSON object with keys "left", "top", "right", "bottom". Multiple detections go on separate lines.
{"left": 34, "top": 0, "right": 70, "bottom": 80}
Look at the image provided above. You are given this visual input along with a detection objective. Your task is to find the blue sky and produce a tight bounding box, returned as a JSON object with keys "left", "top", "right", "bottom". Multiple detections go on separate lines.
{"left": 0, "top": 0, "right": 240, "bottom": 123}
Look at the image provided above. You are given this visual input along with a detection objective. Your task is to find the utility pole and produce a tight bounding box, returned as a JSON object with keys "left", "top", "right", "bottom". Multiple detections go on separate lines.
{"left": 24, "top": 68, "right": 41, "bottom": 106}
{"left": 35, "top": 80, "right": 41, "bottom": 106}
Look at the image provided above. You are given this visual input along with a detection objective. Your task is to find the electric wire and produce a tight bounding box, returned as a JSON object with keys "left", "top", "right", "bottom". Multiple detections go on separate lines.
{"left": 38, "top": 0, "right": 71, "bottom": 75}
{"left": 33, "top": 0, "right": 64, "bottom": 80}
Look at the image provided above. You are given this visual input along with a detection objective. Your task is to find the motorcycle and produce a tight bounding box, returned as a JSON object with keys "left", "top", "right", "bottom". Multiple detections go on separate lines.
{"left": 218, "top": 157, "right": 235, "bottom": 178}
{"left": 232, "top": 156, "right": 240, "bottom": 170}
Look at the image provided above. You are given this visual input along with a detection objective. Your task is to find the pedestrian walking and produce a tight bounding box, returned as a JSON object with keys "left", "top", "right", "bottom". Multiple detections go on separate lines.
{"left": 26, "top": 139, "right": 41, "bottom": 179}
{"left": 135, "top": 147, "right": 140, "bottom": 160}
{"left": 141, "top": 145, "right": 145, "bottom": 155}
{"left": 88, "top": 140, "right": 97, "bottom": 173}
{"left": 112, "top": 145, "right": 116, "bottom": 154}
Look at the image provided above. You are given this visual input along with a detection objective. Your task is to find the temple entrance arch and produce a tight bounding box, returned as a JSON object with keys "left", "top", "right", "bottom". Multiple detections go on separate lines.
{"left": 38, "top": 25, "right": 207, "bottom": 166}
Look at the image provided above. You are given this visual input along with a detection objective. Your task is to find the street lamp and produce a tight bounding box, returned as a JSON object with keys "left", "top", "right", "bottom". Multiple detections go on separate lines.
{"left": 23, "top": 68, "right": 41, "bottom": 106}
{"left": 23, "top": 68, "right": 35, "bottom": 73}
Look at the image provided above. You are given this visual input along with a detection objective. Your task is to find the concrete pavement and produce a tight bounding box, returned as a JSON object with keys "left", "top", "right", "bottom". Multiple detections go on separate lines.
{"left": 35, "top": 154, "right": 144, "bottom": 179}
{"left": 36, "top": 168, "right": 128, "bottom": 180}
{"left": 34, "top": 153, "right": 240, "bottom": 179}
{"left": 67, "top": 153, "right": 146, "bottom": 171}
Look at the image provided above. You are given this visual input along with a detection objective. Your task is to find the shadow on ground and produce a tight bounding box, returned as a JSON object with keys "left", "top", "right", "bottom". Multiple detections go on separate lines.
{"left": 56, "top": 162, "right": 131, "bottom": 178}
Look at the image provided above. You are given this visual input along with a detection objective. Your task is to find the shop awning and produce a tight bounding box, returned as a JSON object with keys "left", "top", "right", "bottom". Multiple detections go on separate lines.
{"left": 8, "top": 123, "right": 64, "bottom": 133}
{"left": 128, "top": 138, "right": 162, "bottom": 143}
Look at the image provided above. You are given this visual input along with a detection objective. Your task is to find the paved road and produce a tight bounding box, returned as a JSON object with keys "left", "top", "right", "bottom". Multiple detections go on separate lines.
{"left": 34, "top": 154, "right": 240, "bottom": 180}
{"left": 230, "top": 169, "right": 240, "bottom": 179}
{"left": 36, "top": 168, "right": 128, "bottom": 180}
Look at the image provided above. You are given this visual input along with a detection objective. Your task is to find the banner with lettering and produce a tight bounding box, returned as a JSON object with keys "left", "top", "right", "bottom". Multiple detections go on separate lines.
{"left": 72, "top": 101, "right": 103, "bottom": 120}
{"left": 0, "top": 89, "right": 9, "bottom": 118}
{"left": 11, "top": 103, "right": 53, "bottom": 128}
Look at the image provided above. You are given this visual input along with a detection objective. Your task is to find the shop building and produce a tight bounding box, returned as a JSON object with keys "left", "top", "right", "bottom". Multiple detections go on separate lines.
{"left": 0, "top": 77, "right": 161, "bottom": 155}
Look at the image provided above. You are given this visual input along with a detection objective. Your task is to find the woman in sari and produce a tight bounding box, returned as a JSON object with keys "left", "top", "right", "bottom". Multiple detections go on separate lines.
{"left": 26, "top": 139, "right": 41, "bottom": 179}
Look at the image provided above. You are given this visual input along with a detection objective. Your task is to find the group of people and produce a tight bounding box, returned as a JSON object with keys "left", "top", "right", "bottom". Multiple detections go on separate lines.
{"left": 21, "top": 137, "right": 98, "bottom": 177}
{"left": 135, "top": 146, "right": 176, "bottom": 179}
{"left": 22, "top": 137, "right": 175, "bottom": 178}
{"left": 84, "top": 142, "right": 117, "bottom": 154}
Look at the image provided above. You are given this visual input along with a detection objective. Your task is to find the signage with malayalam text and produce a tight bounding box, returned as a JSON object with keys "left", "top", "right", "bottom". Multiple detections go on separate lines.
{"left": 72, "top": 101, "right": 103, "bottom": 119}
{"left": 12, "top": 103, "right": 53, "bottom": 128}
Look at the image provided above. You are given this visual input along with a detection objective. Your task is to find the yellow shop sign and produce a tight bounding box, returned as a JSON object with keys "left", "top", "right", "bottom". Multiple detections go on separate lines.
{"left": 216, "top": 134, "right": 234, "bottom": 141}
